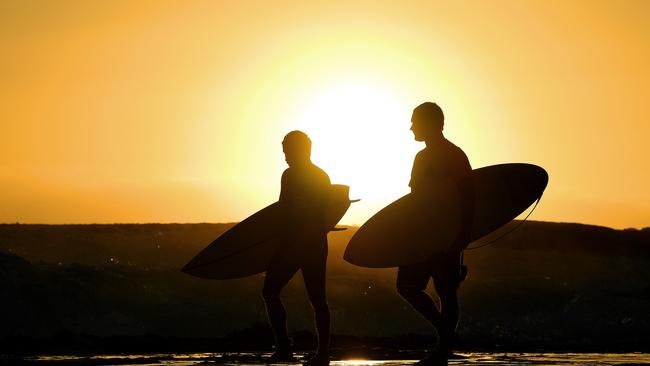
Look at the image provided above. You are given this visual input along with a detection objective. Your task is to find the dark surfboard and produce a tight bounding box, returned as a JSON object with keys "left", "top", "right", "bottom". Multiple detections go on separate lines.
{"left": 344, "top": 164, "right": 548, "bottom": 268}
{"left": 182, "top": 184, "right": 354, "bottom": 279}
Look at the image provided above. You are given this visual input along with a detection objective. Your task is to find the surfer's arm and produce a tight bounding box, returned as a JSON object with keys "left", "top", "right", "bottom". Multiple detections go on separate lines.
{"left": 279, "top": 169, "right": 289, "bottom": 202}
{"left": 456, "top": 175, "right": 474, "bottom": 249}
{"left": 452, "top": 155, "right": 475, "bottom": 251}
{"left": 279, "top": 169, "right": 293, "bottom": 224}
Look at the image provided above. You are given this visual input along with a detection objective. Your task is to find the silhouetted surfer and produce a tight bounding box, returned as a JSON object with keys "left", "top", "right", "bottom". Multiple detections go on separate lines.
{"left": 396, "top": 102, "right": 474, "bottom": 366}
{"left": 263, "top": 131, "right": 332, "bottom": 366}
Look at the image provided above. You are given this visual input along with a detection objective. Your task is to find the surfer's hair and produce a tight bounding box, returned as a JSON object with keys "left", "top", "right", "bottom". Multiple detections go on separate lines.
{"left": 413, "top": 102, "right": 444, "bottom": 130}
{"left": 282, "top": 130, "right": 312, "bottom": 153}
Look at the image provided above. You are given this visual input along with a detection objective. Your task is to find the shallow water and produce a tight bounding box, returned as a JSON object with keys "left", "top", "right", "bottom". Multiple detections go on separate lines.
{"left": 27, "top": 352, "right": 650, "bottom": 365}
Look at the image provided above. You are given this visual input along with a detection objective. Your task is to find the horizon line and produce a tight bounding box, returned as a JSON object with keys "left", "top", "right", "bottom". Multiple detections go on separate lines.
{"left": 1, "top": 220, "right": 649, "bottom": 232}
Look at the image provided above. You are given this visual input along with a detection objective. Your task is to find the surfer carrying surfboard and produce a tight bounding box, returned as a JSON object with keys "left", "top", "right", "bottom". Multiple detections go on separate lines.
{"left": 262, "top": 130, "right": 332, "bottom": 365}
{"left": 396, "top": 102, "right": 475, "bottom": 366}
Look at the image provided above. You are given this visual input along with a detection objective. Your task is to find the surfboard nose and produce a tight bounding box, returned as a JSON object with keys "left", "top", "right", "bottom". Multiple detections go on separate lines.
{"left": 506, "top": 164, "right": 548, "bottom": 204}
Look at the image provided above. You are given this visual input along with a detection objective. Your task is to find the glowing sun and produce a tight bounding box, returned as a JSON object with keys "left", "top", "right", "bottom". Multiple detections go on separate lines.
{"left": 290, "top": 82, "right": 421, "bottom": 224}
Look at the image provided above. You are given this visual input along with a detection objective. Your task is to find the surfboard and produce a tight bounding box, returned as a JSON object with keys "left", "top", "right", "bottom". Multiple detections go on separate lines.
{"left": 344, "top": 163, "right": 548, "bottom": 268}
{"left": 182, "top": 184, "right": 355, "bottom": 280}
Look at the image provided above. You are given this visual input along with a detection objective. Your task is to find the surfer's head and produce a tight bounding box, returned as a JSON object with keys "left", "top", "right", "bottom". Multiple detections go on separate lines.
{"left": 411, "top": 102, "right": 444, "bottom": 143}
{"left": 282, "top": 130, "right": 312, "bottom": 167}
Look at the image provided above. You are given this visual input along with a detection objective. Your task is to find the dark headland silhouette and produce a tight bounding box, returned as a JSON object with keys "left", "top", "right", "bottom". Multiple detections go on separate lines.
{"left": 1, "top": 221, "right": 649, "bottom": 356}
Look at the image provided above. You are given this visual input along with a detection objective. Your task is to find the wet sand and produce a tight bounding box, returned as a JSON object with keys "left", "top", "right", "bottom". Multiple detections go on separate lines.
{"left": 14, "top": 352, "right": 650, "bottom": 365}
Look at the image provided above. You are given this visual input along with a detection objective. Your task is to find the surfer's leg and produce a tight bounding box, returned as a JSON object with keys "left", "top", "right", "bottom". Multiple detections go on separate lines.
{"left": 431, "top": 253, "right": 463, "bottom": 355}
{"left": 432, "top": 285, "right": 458, "bottom": 355}
{"left": 301, "top": 237, "right": 330, "bottom": 359}
{"left": 396, "top": 262, "right": 442, "bottom": 330}
{"left": 263, "top": 256, "right": 300, "bottom": 355}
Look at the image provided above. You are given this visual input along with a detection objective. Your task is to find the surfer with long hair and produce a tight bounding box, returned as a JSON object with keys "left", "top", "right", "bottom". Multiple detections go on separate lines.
{"left": 263, "top": 130, "right": 332, "bottom": 366}
{"left": 396, "top": 102, "right": 475, "bottom": 366}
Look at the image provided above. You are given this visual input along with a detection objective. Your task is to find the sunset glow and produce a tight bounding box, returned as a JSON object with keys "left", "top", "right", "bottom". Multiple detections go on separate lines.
{"left": 1, "top": 1, "right": 649, "bottom": 228}
{"left": 290, "top": 81, "right": 416, "bottom": 223}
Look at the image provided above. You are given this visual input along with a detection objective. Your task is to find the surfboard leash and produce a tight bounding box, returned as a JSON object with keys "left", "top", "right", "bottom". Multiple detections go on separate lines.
{"left": 465, "top": 193, "right": 543, "bottom": 250}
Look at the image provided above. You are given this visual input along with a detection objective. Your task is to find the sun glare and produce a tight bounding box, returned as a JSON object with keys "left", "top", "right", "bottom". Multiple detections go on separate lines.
{"left": 290, "top": 82, "right": 420, "bottom": 224}
{"left": 335, "top": 360, "right": 387, "bottom": 366}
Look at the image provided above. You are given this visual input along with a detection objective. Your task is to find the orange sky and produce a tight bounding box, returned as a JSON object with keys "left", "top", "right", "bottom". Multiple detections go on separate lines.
{"left": 1, "top": 0, "right": 649, "bottom": 229}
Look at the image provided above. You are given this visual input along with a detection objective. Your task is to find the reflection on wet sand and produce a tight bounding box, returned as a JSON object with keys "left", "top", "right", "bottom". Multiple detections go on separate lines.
{"left": 27, "top": 352, "right": 650, "bottom": 365}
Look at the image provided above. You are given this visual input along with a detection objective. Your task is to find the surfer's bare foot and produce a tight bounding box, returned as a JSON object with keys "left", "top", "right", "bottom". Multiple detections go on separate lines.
{"left": 448, "top": 352, "right": 468, "bottom": 360}
{"left": 302, "top": 353, "right": 329, "bottom": 366}
{"left": 414, "top": 351, "right": 447, "bottom": 366}
{"left": 267, "top": 348, "right": 294, "bottom": 363}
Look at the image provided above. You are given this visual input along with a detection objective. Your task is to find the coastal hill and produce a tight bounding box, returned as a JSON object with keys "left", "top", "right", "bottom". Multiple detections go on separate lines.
{"left": 1, "top": 221, "right": 649, "bottom": 352}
